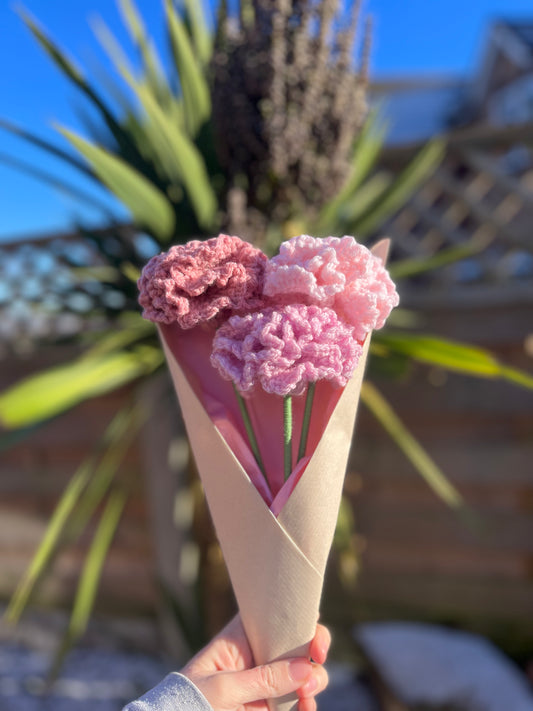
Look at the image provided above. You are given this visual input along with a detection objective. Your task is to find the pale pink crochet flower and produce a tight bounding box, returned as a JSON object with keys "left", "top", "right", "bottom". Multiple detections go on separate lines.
{"left": 211, "top": 304, "right": 361, "bottom": 397}
{"left": 264, "top": 235, "right": 399, "bottom": 341}
{"left": 138, "top": 234, "right": 267, "bottom": 328}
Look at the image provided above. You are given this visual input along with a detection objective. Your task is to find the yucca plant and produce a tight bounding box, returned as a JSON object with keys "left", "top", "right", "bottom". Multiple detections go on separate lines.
{"left": 1, "top": 0, "right": 532, "bottom": 669}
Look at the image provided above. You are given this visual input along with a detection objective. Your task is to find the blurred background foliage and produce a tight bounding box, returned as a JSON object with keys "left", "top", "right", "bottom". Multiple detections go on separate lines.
{"left": 1, "top": 0, "right": 532, "bottom": 670}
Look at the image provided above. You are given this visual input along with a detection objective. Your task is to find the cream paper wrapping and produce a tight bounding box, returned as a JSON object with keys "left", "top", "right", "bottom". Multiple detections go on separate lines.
{"left": 159, "top": 240, "right": 389, "bottom": 711}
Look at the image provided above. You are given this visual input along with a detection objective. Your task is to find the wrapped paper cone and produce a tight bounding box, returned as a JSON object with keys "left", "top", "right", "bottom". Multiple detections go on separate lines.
{"left": 159, "top": 240, "right": 389, "bottom": 711}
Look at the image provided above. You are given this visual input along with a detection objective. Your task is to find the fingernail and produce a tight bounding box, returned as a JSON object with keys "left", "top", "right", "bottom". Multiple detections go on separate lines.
{"left": 300, "top": 674, "right": 319, "bottom": 696}
{"left": 289, "top": 660, "right": 312, "bottom": 682}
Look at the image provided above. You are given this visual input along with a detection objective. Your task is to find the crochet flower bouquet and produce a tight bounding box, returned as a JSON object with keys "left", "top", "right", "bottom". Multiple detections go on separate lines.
{"left": 139, "top": 234, "right": 398, "bottom": 711}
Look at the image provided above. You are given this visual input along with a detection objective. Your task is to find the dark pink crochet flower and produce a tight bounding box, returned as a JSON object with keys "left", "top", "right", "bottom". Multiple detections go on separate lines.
{"left": 264, "top": 235, "right": 399, "bottom": 341}
{"left": 138, "top": 234, "right": 267, "bottom": 328}
{"left": 211, "top": 304, "right": 362, "bottom": 397}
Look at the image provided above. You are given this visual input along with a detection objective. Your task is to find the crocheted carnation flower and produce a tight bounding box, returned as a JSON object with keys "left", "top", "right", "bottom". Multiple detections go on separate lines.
{"left": 211, "top": 304, "right": 362, "bottom": 397}
{"left": 138, "top": 234, "right": 267, "bottom": 329}
{"left": 263, "top": 235, "right": 399, "bottom": 342}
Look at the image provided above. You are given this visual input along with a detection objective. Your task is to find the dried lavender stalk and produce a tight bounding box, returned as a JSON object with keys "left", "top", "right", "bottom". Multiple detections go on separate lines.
{"left": 211, "top": 0, "right": 370, "bottom": 245}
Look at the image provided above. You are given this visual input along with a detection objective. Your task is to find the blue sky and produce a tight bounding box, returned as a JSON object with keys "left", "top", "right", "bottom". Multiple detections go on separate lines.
{"left": 1, "top": 0, "right": 533, "bottom": 240}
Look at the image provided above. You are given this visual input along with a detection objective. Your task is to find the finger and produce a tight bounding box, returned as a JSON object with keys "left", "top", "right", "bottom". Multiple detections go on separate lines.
{"left": 203, "top": 658, "right": 313, "bottom": 706}
{"left": 297, "top": 664, "right": 329, "bottom": 699}
{"left": 298, "top": 696, "right": 317, "bottom": 711}
{"left": 212, "top": 615, "right": 253, "bottom": 669}
{"left": 309, "top": 624, "right": 331, "bottom": 664}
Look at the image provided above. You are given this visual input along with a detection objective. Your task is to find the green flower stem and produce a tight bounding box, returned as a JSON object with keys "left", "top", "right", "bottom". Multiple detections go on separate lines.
{"left": 233, "top": 385, "right": 268, "bottom": 486}
{"left": 283, "top": 395, "right": 293, "bottom": 482}
{"left": 297, "top": 381, "right": 316, "bottom": 462}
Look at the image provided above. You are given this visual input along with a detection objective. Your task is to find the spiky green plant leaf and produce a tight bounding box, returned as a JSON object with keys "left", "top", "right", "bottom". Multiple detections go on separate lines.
{"left": 389, "top": 230, "right": 494, "bottom": 279}
{"left": 335, "top": 172, "right": 391, "bottom": 235}
{"left": 5, "top": 406, "right": 139, "bottom": 627}
{"left": 315, "top": 114, "right": 387, "bottom": 232}
{"left": 181, "top": 0, "right": 213, "bottom": 66}
{"left": 0, "top": 118, "right": 96, "bottom": 180}
{"left": 50, "top": 486, "right": 127, "bottom": 679}
{"left": 19, "top": 9, "right": 130, "bottom": 152}
{"left": 361, "top": 382, "right": 464, "bottom": 509}
{"left": 121, "top": 80, "right": 216, "bottom": 226}
{"left": 5, "top": 458, "right": 94, "bottom": 623}
{"left": 375, "top": 333, "right": 533, "bottom": 389}
{"left": 118, "top": 0, "right": 167, "bottom": 98}
{"left": 82, "top": 318, "right": 154, "bottom": 359}
{"left": 91, "top": 23, "right": 216, "bottom": 228}
{"left": 352, "top": 139, "right": 446, "bottom": 236}
{"left": 0, "top": 347, "right": 162, "bottom": 429}
{"left": 58, "top": 127, "right": 175, "bottom": 239}
{"left": 165, "top": 0, "right": 211, "bottom": 135}
{"left": 93, "top": 17, "right": 186, "bottom": 179}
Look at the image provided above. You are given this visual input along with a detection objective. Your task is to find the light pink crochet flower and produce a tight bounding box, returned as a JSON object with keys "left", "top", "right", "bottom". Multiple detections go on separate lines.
{"left": 211, "top": 305, "right": 361, "bottom": 397}
{"left": 138, "top": 234, "right": 267, "bottom": 328}
{"left": 264, "top": 235, "right": 399, "bottom": 341}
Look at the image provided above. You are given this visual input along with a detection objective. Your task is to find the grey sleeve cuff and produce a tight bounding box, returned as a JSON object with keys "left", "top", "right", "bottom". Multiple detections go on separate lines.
{"left": 123, "top": 672, "right": 213, "bottom": 711}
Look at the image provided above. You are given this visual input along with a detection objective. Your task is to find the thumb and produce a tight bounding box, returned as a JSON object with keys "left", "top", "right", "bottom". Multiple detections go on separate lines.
{"left": 204, "top": 659, "right": 313, "bottom": 706}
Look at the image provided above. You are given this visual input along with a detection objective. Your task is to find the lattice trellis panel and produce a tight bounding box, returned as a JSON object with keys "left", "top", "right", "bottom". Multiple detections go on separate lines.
{"left": 374, "top": 140, "right": 533, "bottom": 291}
{"left": 0, "top": 226, "right": 157, "bottom": 358}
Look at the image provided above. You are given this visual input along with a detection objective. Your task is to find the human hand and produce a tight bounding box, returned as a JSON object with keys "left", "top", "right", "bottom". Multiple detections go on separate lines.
{"left": 181, "top": 616, "right": 330, "bottom": 711}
